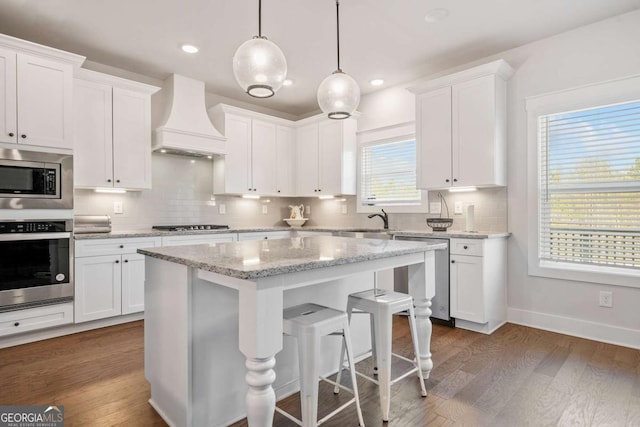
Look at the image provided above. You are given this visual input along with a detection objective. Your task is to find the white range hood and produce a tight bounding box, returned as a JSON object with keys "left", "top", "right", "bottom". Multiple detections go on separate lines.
{"left": 154, "top": 74, "right": 226, "bottom": 157}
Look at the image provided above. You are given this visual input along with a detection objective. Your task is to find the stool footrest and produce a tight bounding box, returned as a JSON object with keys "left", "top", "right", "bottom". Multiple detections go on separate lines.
{"left": 355, "top": 369, "right": 379, "bottom": 385}
{"left": 318, "top": 398, "right": 357, "bottom": 426}
{"left": 391, "top": 352, "right": 415, "bottom": 364}
{"left": 275, "top": 406, "right": 303, "bottom": 426}
{"left": 390, "top": 367, "right": 420, "bottom": 385}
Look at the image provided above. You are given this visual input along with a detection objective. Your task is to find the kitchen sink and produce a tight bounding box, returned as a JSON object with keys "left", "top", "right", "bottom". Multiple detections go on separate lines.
{"left": 334, "top": 230, "right": 391, "bottom": 240}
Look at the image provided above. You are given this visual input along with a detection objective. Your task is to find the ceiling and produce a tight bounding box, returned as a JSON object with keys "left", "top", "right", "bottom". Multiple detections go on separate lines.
{"left": 1, "top": 0, "right": 639, "bottom": 116}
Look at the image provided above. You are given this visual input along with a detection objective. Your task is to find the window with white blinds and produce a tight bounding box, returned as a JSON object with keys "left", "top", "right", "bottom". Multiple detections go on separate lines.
{"left": 360, "top": 139, "right": 422, "bottom": 206}
{"left": 538, "top": 100, "right": 640, "bottom": 271}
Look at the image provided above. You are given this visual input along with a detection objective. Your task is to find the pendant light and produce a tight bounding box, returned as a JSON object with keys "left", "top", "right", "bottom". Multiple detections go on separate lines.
{"left": 317, "top": 0, "right": 360, "bottom": 119}
{"left": 233, "top": 0, "right": 287, "bottom": 98}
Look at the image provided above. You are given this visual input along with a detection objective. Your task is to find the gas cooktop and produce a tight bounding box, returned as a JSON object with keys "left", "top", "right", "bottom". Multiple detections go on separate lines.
{"left": 152, "top": 224, "right": 230, "bottom": 231}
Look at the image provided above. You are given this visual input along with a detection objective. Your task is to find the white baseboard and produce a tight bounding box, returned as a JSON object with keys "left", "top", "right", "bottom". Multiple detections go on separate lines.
{"left": 0, "top": 312, "right": 144, "bottom": 349}
{"left": 507, "top": 307, "right": 640, "bottom": 350}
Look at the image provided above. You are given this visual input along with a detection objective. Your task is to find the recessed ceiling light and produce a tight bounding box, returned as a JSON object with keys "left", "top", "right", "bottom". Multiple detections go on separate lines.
{"left": 370, "top": 79, "right": 384, "bottom": 86}
{"left": 283, "top": 79, "right": 293, "bottom": 86}
{"left": 181, "top": 44, "right": 199, "bottom": 54}
{"left": 424, "top": 8, "right": 449, "bottom": 23}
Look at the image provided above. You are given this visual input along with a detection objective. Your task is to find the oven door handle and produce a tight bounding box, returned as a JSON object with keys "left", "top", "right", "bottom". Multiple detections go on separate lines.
{"left": 0, "top": 232, "right": 71, "bottom": 241}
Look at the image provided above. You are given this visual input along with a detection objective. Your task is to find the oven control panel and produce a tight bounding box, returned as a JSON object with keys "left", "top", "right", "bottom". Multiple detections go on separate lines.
{"left": 0, "top": 221, "right": 68, "bottom": 234}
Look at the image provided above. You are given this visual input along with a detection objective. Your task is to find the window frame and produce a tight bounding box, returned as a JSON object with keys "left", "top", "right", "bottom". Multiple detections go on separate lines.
{"left": 526, "top": 73, "right": 640, "bottom": 288}
{"left": 356, "top": 122, "right": 428, "bottom": 214}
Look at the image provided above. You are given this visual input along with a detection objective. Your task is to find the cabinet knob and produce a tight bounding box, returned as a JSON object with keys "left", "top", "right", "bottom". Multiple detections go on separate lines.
{"left": 445, "top": 179, "right": 450, "bottom": 183}
{"left": 119, "top": 245, "right": 124, "bottom": 248}
{"left": 248, "top": 188, "right": 252, "bottom": 191}
{"left": 451, "top": 260, "right": 455, "bottom": 264}
{"left": 277, "top": 190, "right": 281, "bottom": 193}
{"left": 318, "top": 189, "right": 321, "bottom": 192}
{"left": 107, "top": 179, "right": 112, "bottom": 183}
{"left": 453, "top": 178, "right": 458, "bottom": 183}
{"left": 116, "top": 179, "right": 120, "bottom": 183}
{"left": 21, "top": 134, "right": 26, "bottom": 139}
{"left": 463, "top": 245, "right": 468, "bottom": 249}
{"left": 314, "top": 189, "right": 317, "bottom": 192}
{"left": 14, "top": 322, "right": 19, "bottom": 327}
{"left": 264, "top": 237, "right": 268, "bottom": 240}
{"left": 124, "top": 259, "right": 129, "bottom": 263}
{"left": 8, "top": 132, "right": 14, "bottom": 137}
{"left": 115, "top": 260, "right": 120, "bottom": 264}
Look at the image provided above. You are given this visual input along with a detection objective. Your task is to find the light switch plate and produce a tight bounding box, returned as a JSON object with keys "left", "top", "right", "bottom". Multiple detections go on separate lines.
{"left": 429, "top": 202, "right": 441, "bottom": 214}
{"left": 262, "top": 205, "right": 268, "bottom": 214}
{"left": 219, "top": 204, "right": 226, "bottom": 215}
{"left": 341, "top": 205, "right": 348, "bottom": 214}
{"left": 113, "top": 201, "right": 123, "bottom": 214}
{"left": 306, "top": 205, "right": 311, "bottom": 215}
{"left": 454, "top": 201, "right": 463, "bottom": 214}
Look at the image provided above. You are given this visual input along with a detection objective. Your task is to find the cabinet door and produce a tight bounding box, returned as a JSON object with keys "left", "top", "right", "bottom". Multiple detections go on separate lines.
{"left": 251, "top": 119, "right": 277, "bottom": 194}
{"left": 112, "top": 87, "right": 151, "bottom": 189}
{"left": 318, "top": 120, "right": 343, "bottom": 195}
{"left": 416, "top": 86, "right": 452, "bottom": 189}
{"left": 450, "top": 254, "right": 485, "bottom": 323}
{"left": 237, "top": 231, "right": 291, "bottom": 241}
{"left": 452, "top": 75, "right": 496, "bottom": 187}
{"left": 75, "top": 255, "right": 122, "bottom": 323}
{"left": 223, "top": 114, "right": 252, "bottom": 194}
{"left": 121, "top": 253, "right": 146, "bottom": 315}
{"left": 275, "top": 125, "right": 295, "bottom": 195}
{"left": 0, "top": 48, "right": 16, "bottom": 144}
{"left": 161, "top": 233, "right": 237, "bottom": 246}
{"left": 295, "top": 123, "right": 319, "bottom": 196}
{"left": 16, "top": 53, "right": 73, "bottom": 149}
{"left": 74, "top": 80, "right": 113, "bottom": 187}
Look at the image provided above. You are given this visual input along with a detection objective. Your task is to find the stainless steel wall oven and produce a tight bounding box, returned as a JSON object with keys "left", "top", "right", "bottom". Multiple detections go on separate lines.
{"left": 0, "top": 219, "right": 73, "bottom": 311}
{"left": 0, "top": 148, "right": 73, "bottom": 209}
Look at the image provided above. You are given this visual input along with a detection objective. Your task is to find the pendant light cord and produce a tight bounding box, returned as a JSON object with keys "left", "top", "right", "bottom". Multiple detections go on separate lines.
{"left": 336, "top": 0, "right": 341, "bottom": 72}
{"left": 258, "top": 0, "right": 262, "bottom": 37}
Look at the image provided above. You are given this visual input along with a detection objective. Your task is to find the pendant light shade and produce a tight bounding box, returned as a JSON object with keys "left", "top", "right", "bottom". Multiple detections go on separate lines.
{"left": 232, "top": 0, "right": 287, "bottom": 98}
{"left": 317, "top": 0, "right": 360, "bottom": 119}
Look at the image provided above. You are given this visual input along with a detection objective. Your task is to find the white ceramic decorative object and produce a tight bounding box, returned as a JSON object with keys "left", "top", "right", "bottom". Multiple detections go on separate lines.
{"left": 283, "top": 218, "right": 307, "bottom": 228}
{"left": 288, "top": 204, "right": 305, "bottom": 219}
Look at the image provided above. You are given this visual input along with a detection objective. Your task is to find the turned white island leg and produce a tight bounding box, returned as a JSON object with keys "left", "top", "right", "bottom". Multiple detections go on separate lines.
{"left": 238, "top": 281, "right": 284, "bottom": 427}
{"left": 408, "top": 251, "right": 436, "bottom": 378}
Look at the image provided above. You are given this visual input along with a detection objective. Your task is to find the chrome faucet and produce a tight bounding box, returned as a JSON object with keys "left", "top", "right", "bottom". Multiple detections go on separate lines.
{"left": 368, "top": 209, "right": 389, "bottom": 229}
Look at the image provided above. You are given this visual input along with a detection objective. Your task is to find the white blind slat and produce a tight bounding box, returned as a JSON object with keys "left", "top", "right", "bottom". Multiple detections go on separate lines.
{"left": 538, "top": 100, "right": 640, "bottom": 270}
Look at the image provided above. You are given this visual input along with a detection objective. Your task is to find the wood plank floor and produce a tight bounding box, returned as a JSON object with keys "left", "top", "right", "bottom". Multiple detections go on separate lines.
{"left": 1, "top": 319, "right": 638, "bottom": 426}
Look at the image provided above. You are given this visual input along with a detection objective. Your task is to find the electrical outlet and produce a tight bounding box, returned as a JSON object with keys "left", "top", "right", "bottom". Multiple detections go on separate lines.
{"left": 599, "top": 291, "right": 613, "bottom": 307}
{"left": 454, "top": 201, "right": 463, "bottom": 214}
{"left": 219, "top": 204, "right": 226, "bottom": 215}
{"left": 341, "top": 205, "right": 348, "bottom": 214}
{"left": 113, "top": 201, "right": 123, "bottom": 214}
{"left": 262, "top": 205, "right": 268, "bottom": 214}
{"left": 306, "top": 205, "right": 311, "bottom": 215}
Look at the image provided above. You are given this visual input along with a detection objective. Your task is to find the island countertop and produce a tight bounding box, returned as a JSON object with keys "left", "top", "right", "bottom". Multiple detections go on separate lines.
{"left": 138, "top": 235, "right": 446, "bottom": 280}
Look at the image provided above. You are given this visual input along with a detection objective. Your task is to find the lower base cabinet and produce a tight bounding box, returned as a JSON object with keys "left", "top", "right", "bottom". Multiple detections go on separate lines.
{"left": 0, "top": 303, "right": 74, "bottom": 337}
{"left": 74, "top": 237, "right": 161, "bottom": 323}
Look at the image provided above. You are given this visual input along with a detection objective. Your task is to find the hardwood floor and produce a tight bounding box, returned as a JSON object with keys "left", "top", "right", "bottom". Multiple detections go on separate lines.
{"left": 1, "top": 319, "right": 638, "bottom": 426}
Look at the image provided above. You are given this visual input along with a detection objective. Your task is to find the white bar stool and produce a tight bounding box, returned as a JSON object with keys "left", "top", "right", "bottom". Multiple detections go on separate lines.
{"left": 335, "top": 289, "right": 427, "bottom": 422}
{"left": 277, "top": 303, "right": 365, "bottom": 427}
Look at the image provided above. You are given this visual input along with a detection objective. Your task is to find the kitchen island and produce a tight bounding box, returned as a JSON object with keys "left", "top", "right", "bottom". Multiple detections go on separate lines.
{"left": 139, "top": 235, "right": 445, "bottom": 427}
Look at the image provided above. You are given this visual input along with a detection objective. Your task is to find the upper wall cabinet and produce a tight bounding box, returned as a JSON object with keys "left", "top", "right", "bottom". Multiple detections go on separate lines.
{"left": 0, "top": 35, "right": 85, "bottom": 150}
{"left": 74, "top": 69, "right": 160, "bottom": 189}
{"left": 409, "top": 60, "right": 513, "bottom": 190}
{"left": 294, "top": 117, "right": 357, "bottom": 197}
{"left": 210, "top": 104, "right": 295, "bottom": 196}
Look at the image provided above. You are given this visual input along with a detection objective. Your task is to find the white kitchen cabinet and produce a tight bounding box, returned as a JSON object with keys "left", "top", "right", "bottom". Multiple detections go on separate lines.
{"left": 410, "top": 60, "right": 512, "bottom": 190}
{"left": 294, "top": 116, "right": 357, "bottom": 196}
{"left": 0, "top": 302, "right": 74, "bottom": 337}
{"left": 449, "top": 237, "right": 507, "bottom": 334}
{"left": 161, "top": 233, "right": 237, "bottom": 246}
{"left": 0, "top": 35, "right": 84, "bottom": 149}
{"left": 74, "top": 69, "right": 159, "bottom": 189}
{"left": 210, "top": 104, "right": 294, "bottom": 196}
{"left": 74, "top": 236, "right": 161, "bottom": 323}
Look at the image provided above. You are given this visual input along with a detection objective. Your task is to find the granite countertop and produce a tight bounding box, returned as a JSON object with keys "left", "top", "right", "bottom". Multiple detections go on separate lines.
{"left": 138, "top": 235, "right": 447, "bottom": 280}
{"left": 74, "top": 226, "right": 509, "bottom": 240}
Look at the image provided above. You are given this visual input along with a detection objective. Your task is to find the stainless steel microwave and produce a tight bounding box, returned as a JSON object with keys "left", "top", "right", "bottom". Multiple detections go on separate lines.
{"left": 0, "top": 149, "right": 73, "bottom": 209}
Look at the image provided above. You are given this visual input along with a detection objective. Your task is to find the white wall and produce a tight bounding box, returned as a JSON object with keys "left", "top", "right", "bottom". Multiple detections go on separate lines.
{"left": 358, "top": 9, "right": 640, "bottom": 347}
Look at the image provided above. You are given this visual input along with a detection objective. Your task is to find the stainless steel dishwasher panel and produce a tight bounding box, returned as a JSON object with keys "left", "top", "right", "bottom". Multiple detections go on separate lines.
{"left": 394, "top": 236, "right": 451, "bottom": 324}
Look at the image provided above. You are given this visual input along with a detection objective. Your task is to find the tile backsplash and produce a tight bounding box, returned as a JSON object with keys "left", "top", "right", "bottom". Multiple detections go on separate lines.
{"left": 75, "top": 154, "right": 507, "bottom": 232}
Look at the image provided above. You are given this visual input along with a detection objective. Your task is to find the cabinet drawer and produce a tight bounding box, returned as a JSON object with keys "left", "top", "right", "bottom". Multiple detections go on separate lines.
{"left": 161, "top": 233, "right": 237, "bottom": 246}
{"left": 450, "top": 238, "right": 484, "bottom": 256}
{"left": 75, "top": 236, "right": 162, "bottom": 257}
{"left": 237, "top": 231, "right": 291, "bottom": 241}
{"left": 0, "top": 303, "right": 73, "bottom": 337}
